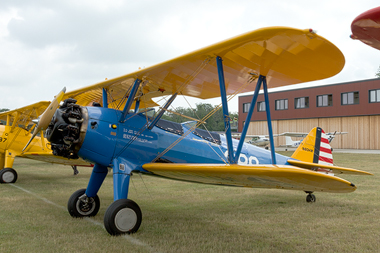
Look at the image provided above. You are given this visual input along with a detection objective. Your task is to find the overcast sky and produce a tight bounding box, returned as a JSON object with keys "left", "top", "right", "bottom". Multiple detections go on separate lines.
{"left": 0, "top": 0, "right": 379, "bottom": 112}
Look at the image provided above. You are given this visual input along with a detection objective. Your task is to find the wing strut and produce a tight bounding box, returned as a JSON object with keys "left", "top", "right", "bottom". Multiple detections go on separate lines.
{"left": 234, "top": 76, "right": 262, "bottom": 163}
{"left": 216, "top": 56, "right": 234, "bottom": 163}
{"left": 234, "top": 75, "right": 276, "bottom": 164}
{"left": 119, "top": 78, "right": 142, "bottom": 122}
{"left": 134, "top": 99, "right": 140, "bottom": 113}
{"left": 102, "top": 88, "right": 108, "bottom": 108}
{"left": 148, "top": 93, "right": 178, "bottom": 129}
{"left": 262, "top": 76, "right": 276, "bottom": 164}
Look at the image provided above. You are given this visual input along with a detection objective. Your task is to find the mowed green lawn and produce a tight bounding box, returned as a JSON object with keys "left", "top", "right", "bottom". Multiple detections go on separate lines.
{"left": 0, "top": 152, "right": 379, "bottom": 253}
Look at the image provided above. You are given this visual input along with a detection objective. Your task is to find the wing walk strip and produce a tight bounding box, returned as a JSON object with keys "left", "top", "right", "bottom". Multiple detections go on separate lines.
{"left": 8, "top": 184, "right": 158, "bottom": 252}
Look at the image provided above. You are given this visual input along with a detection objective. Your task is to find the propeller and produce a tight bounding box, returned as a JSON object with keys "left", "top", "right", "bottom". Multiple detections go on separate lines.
{"left": 23, "top": 87, "right": 66, "bottom": 152}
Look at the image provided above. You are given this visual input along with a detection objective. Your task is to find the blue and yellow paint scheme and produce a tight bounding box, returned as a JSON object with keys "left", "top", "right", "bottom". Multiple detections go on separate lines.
{"left": 20, "top": 27, "right": 372, "bottom": 235}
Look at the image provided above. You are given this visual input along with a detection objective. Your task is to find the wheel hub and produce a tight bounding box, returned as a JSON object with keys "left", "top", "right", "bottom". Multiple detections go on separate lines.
{"left": 114, "top": 208, "right": 138, "bottom": 232}
{"left": 76, "top": 195, "right": 96, "bottom": 215}
{"left": 2, "top": 171, "right": 15, "bottom": 183}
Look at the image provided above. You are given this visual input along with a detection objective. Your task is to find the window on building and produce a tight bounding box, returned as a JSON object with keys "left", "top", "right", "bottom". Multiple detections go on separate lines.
{"left": 369, "top": 89, "right": 380, "bottom": 103}
{"left": 317, "top": 94, "right": 333, "bottom": 107}
{"left": 257, "top": 101, "right": 266, "bottom": 112}
{"left": 243, "top": 103, "right": 250, "bottom": 113}
{"left": 341, "top": 91, "right": 359, "bottom": 105}
{"left": 275, "top": 99, "right": 288, "bottom": 110}
{"left": 295, "top": 97, "right": 309, "bottom": 109}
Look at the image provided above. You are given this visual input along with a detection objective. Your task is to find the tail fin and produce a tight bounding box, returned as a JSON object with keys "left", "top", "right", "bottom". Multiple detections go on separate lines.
{"left": 285, "top": 136, "right": 298, "bottom": 147}
{"left": 291, "top": 127, "right": 333, "bottom": 166}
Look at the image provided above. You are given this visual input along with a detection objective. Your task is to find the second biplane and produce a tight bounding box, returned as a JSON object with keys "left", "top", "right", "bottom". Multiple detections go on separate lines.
{"left": 22, "top": 27, "right": 371, "bottom": 235}
{"left": 0, "top": 101, "right": 90, "bottom": 183}
{"left": 351, "top": 6, "right": 380, "bottom": 50}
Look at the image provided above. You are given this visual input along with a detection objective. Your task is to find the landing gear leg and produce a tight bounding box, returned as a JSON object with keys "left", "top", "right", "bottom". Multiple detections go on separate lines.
{"left": 305, "top": 191, "right": 316, "bottom": 203}
{"left": 1, "top": 151, "right": 17, "bottom": 183}
{"left": 103, "top": 158, "right": 142, "bottom": 235}
{"left": 72, "top": 165, "right": 79, "bottom": 175}
{"left": 67, "top": 164, "right": 108, "bottom": 217}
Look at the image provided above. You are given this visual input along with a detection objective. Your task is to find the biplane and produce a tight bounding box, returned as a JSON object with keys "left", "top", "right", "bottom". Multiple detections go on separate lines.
{"left": 279, "top": 131, "right": 348, "bottom": 149}
{"left": 0, "top": 101, "right": 90, "bottom": 183}
{"left": 232, "top": 134, "right": 271, "bottom": 148}
{"left": 247, "top": 135, "right": 271, "bottom": 148}
{"left": 21, "top": 27, "right": 371, "bottom": 235}
{"left": 351, "top": 6, "right": 380, "bottom": 50}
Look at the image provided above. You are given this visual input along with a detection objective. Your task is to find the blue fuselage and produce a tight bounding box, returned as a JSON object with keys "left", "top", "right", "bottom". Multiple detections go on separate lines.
{"left": 76, "top": 107, "right": 290, "bottom": 172}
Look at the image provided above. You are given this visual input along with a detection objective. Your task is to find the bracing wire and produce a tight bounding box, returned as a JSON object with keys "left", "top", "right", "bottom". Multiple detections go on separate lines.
{"left": 138, "top": 173, "right": 154, "bottom": 200}
{"left": 151, "top": 78, "right": 253, "bottom": 163}
{"left": 113, "top": 55, "right": 254, "bottom": 164}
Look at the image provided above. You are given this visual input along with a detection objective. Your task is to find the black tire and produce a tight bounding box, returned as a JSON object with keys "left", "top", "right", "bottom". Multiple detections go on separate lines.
{"left": 306, "top": 194, "right": 316, "bottom": 203}
{"left": 67, "top": 188, "right": 100, "bottom": 217}
{"left": 104, "top": 199, "right": 142, "bottom": 235}
{"left": 0, "top": 168, "right": 18, "bottom": 183}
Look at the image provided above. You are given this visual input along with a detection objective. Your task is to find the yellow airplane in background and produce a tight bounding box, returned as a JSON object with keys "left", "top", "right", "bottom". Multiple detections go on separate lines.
{"left": 0, "top": 101, "right": 90, "bottom": 183}
{"left": 0, "top": 67, "right": 159, "bottom": 184}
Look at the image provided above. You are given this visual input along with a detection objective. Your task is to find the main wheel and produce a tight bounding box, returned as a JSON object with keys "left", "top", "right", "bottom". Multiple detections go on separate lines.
{"left": 104, "top": 199, "right": 142, "bottom": 235}
{"left": 67, "top": 188, "right": 100, "bottom": 217}
{"left": 0, "top": 168, "right": 18, "bottom": 183}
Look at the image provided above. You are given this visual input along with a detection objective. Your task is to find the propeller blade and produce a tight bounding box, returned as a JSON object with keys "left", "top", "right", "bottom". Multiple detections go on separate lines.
{"left": 23, "top": 87, "right": 66, "bottom": 152}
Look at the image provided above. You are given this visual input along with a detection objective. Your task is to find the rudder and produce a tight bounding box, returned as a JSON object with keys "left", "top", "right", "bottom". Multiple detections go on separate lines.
{"left": 291, "top": 127, "right": 333, "bottom": 166}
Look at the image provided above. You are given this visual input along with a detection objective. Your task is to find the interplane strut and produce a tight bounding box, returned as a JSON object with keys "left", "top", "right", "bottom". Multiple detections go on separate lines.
{"left": 216, "top": 57, "right": 276, "bottom": 165}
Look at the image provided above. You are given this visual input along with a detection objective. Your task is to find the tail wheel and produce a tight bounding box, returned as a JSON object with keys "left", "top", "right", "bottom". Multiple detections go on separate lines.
{"left": 0, "top": 168, "right": 18, "bottom": 184}
{"left": 306, "top": 193, "right": 316, "bottom": 203}
{"left": 67, "top": 188, "right": 100, "bottom": 217}
{"left": 104, "top": 199, "right": 142, "bottom": 235}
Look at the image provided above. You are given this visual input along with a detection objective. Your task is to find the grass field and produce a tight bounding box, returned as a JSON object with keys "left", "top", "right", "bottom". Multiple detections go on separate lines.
{"left": 0, "top": 152, "right": 379, "bottom": 253}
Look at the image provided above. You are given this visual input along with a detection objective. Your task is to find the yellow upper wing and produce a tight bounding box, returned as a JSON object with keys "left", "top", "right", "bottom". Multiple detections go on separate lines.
{"left": 62, "top": 27, "right": 345, "bottom": 109}
{"left": 0, "top": 101, "right": 51, "bottom": 129}
{"left": 142, "top": 163, "right": 356, "bottom": 193}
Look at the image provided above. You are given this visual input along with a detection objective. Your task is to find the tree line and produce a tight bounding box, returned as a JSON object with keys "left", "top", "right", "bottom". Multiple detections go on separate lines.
{"left": 161, "top": 103, "right": 238, "bottom": 132}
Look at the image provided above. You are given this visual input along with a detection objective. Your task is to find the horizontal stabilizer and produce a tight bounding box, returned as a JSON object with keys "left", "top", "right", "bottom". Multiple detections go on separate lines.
{"left": 143, "top": 163, "right": 356, "bottom": 193}
{"left": 287, "top": 159, "right": 372, "bottom": 176}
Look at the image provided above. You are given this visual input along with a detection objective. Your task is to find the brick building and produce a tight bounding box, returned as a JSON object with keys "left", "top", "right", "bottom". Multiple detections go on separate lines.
{"left": 238, "top": 78, "right": 380, "bottom": 149}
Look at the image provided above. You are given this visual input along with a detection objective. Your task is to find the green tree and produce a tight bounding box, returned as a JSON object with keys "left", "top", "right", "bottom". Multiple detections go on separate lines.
{"left": 0, "top": 108, "right": 9, "bottom": 113}
{"left": 161, "top": 103, "right": 238, "bottom": 132}
{"left": 376, "top": 66, "right": 380, "bottom": 78}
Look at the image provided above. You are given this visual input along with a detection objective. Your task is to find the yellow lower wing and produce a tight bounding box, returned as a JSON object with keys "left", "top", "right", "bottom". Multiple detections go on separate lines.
{"left": 21, "top": 152, "right": 91, "bottom": 167}
{"left": 142, "top": 163, "right": 356, "bottom": 193}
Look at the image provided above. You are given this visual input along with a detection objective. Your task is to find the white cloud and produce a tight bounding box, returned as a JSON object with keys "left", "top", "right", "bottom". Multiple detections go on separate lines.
{"left": 0, "top": 0, "right": 379, "bottom": 112}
